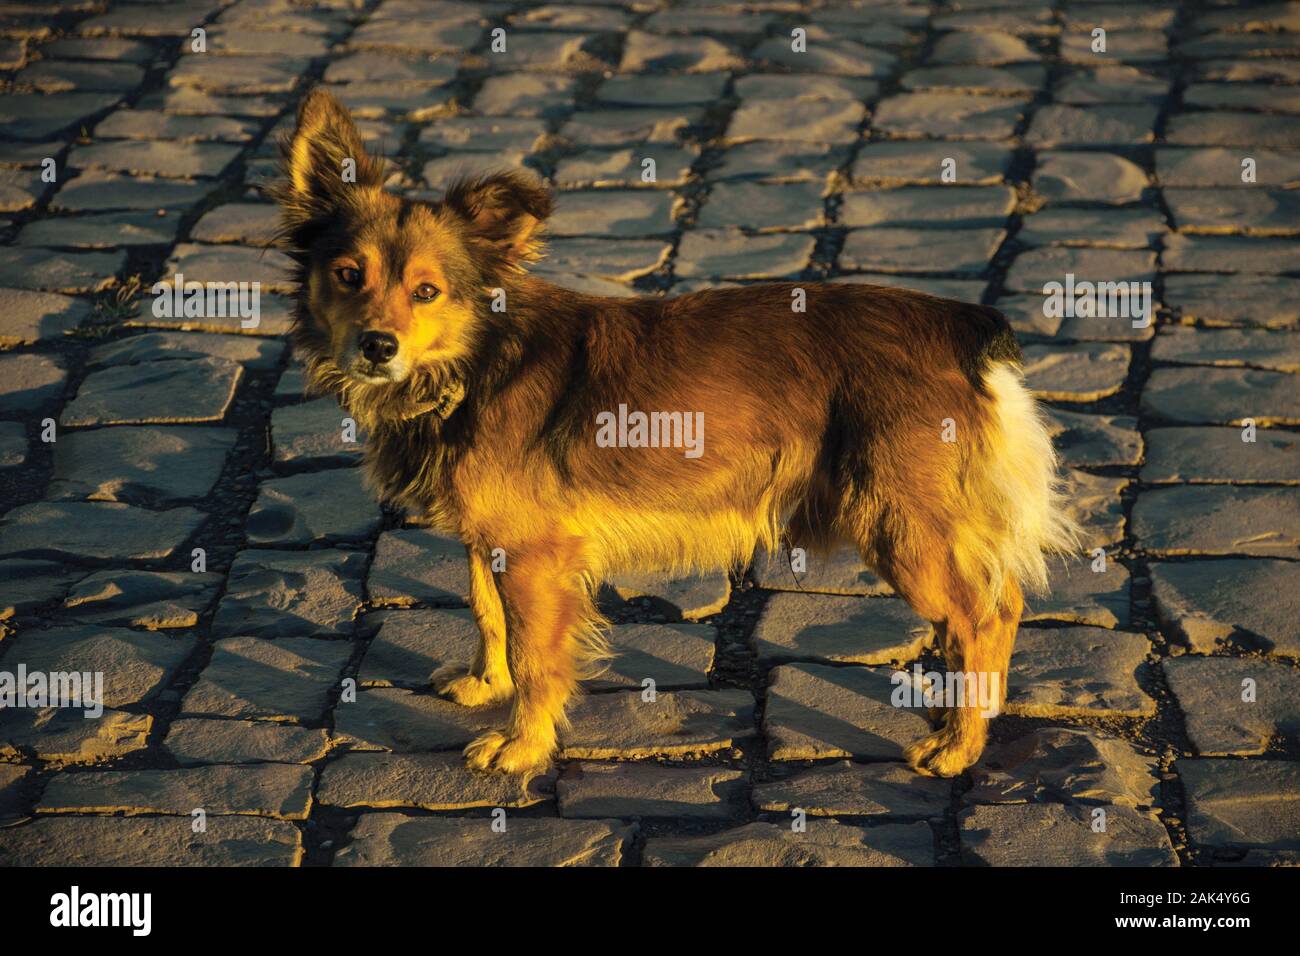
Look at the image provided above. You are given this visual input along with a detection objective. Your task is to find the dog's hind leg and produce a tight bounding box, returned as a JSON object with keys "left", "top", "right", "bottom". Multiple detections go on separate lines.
{"left": 463, "top": 537, "right": 607, "bottom": 776}
{"left": 903, "top": 577, "right": 1022, "bottom": 777}
{"left": 860, "top": 528, "right": 1020, "bottom": 777}
{"left": 874, "top": 363, "right": 1074, "bottom": 776}
{"left": 433, "top": 546, "right": 514, "bottom": 706}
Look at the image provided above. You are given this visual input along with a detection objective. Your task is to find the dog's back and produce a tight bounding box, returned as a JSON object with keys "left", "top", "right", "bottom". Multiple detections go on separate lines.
{"left": 493, "top": 279, "right": 1073, "bottom": 612}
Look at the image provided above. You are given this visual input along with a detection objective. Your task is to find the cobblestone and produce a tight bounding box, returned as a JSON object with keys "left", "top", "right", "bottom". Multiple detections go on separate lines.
{"left": 1177, "top": 759, "right": 1300, "bottom": 852}
{"left": 967, "top": 727, "right": 1161, "bottom": 808}
{"left": 49, "top": 425, "right": 236, "bottom": 503}
{"left": 334, "top": 815, "right": 634, "bottom": 867}
{"left": 557, "top": 762, "right": 744, "bottom": 820}
{"left": 960, "top": 803, "right": 1177, "bottom": 866}
{"left": 0, "top": 500, "right": 203, "bottom": 561}
{"left": 765, "top": 662, "right": 930, "bottom": 761}
{"left": 1007, "top": 627, "right": 1154, "bottom": 718}
{"left": 62, "top": 569, "right": 220, "bottom": 630}
{"left": 164, "top": 719, "right": 329, "bottom": 767}
{"left": 643, "top": 820, "right": 934, "bottom": 866}
{"left": 751, "top": 593, "right": 931, "bottom": 665}
{"left": 753, "top": 760, "right": 952, "bottom": 818}
{"left": 319, "top": 752, "right": 553, "bottom": 811}
{"left": 1149, "top": 559, "right": 1300, "bottom": 656}
{"left": 0, "top": 815, "right": 303, "bottom": 866}
{"left": 212, "top": 548, "right": 366, "bottom": 639}
{"left": 181, "top": 635, "right": 353, "bottom": 722}
{"left": 1163, "top": 656, "right": 1300, "bottom": 755}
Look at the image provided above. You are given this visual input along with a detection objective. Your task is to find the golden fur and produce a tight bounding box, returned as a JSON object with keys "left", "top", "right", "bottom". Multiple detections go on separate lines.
{"left": 273, "top": 89, "right": 1079, "bottom": 778}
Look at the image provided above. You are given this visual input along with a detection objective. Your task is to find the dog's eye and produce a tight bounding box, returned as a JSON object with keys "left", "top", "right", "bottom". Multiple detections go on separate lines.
{"left": 413, "top": 283, "right": 440, "bottom": 302}
{"left": 336, "top": 266, "right": 362, "bottom": 288}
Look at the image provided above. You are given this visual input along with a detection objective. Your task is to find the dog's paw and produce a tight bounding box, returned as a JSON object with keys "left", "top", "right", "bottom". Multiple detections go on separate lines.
{"left": 431, "top": 665, "right": 513, "bottom": 707}
{"left": 463, "top": 730, "right": 553, "bottom": 775}
{"left": 904, "top": 727, "right": 982, "bottom": 778}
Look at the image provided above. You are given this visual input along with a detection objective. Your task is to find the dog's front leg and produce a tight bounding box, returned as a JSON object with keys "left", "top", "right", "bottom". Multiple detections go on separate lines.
{"left": 463, "top": 540, "right": 589, "bottom": 776}
{"left": 432, "top": 546, "right": 514, "bottom": 706}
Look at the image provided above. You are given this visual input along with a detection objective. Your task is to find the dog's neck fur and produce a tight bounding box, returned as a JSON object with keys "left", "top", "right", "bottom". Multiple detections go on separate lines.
{"left": 399, "top": 375, "right": 466, "bottom": 422}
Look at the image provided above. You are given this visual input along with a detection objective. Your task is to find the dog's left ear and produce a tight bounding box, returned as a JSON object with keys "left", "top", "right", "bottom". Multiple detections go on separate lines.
{"left": 274, "top": 88, "right": 385, "bottom": 229}
{"left": 443, "top": 171, "right": 553, "bottom": 266}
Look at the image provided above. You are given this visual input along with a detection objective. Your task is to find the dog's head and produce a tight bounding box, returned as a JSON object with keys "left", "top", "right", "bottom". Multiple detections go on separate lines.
{"left": 271, "top": 89, "right": 551, "bottom": 412}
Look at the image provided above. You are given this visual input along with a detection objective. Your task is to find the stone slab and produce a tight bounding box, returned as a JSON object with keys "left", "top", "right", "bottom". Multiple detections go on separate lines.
{"left": 181, "top": 636, "right": 353, "bottom": 722}
{"left": 764, "top": 663, "right": 931, "bottom": 761}
{"left": 643, "top": 820, "right": 934, "bottom": 867}
{"left": 1007, "top": 627, "right": 1154, "bottom": 718}
{"left": 334, "top": 814, "right": 634, "bottom": 867}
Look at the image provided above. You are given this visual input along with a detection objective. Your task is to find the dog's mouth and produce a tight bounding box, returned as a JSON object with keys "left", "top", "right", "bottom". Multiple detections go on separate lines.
{"left": 312, "top": 342, "right": 464, "bottom": 422}
{"left": 339, "top": 348, "right": 409, "bottom": 385}
{"left": 346, "top": 361, "right": 400, "bottom": 385}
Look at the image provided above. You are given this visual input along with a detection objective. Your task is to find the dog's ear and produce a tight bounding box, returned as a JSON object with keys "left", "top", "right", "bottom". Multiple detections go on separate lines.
{"left": 442, "top": 171, "right": 553, "bottom": 267}
{"left": 274, "top": 88, "right": 384, "bottom": 224}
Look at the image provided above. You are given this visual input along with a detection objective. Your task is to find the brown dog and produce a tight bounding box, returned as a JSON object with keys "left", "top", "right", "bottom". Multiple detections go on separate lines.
{"left": 273, "top": 89, "right": 1078, "bottom": 778}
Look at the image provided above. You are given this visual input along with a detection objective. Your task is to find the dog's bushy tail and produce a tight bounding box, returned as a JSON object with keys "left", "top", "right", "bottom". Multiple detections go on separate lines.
{"left": 959, "top": 363, "right": 1080, "bottom": 611}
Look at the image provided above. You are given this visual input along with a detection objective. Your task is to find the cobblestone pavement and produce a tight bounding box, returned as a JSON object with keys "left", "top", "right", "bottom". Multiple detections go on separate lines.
{"left": 0, "top": 0, "right": 1298, "bottom": 867}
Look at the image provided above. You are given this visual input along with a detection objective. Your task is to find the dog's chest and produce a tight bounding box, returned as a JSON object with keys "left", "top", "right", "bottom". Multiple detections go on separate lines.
{"left": 365, "top": 424, "right": 460, "bottom": 523}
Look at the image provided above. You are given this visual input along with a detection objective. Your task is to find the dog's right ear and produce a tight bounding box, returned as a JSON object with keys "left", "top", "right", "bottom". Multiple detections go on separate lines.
{"left": 272, "top": 89, "right": 384, "bottom": 228}
{"left": 442, "top": 171, "right": 554, "bottom": 268}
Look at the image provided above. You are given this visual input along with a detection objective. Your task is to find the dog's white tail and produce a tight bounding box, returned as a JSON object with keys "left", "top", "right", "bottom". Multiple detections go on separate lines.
{"left": 967, "top": 363, "right": 1080, "bottom": 603}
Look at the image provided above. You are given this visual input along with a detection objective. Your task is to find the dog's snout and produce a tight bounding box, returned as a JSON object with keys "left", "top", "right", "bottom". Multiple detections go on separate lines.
{"left": 359, "top": 330, "right": 398, "bottom": 365}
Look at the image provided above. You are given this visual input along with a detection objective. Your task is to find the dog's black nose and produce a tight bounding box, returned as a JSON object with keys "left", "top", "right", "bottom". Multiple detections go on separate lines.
{"left": 359, "top": 330, "right": 398, "bottom": 365}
